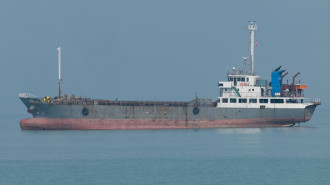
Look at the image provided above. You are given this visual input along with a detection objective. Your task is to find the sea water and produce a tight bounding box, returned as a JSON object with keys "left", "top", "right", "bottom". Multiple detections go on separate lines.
{"left": 1, "top": 109, "right": 329, "bottom": 185}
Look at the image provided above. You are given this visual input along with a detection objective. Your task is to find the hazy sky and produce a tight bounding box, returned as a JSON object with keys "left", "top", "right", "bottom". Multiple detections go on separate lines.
{"left": 0, "top": 0, "right": 329, "bottom": 116}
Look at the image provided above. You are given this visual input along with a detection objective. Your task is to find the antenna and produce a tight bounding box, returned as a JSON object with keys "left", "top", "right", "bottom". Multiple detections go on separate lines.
{"left": 247, "top": 21, "right": 257, "bottom": 75}
{"left": 57, "top": 46, "right": 62, "bottom": 98}
{"left": 242, "top": 57, "right": 249, "bottom": 73}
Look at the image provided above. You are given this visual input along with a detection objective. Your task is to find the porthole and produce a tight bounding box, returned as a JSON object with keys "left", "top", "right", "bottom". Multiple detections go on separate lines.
{"left": 193, "top": 107, "right": 200, "bottom": 115}
{"left": 82, "top": 107, "right": 89, "bottom": 116}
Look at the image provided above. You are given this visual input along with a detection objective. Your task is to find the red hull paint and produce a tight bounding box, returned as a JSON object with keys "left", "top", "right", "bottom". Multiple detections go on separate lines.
{"left": 20, "top": 118, "right": 306, "bottom": 130}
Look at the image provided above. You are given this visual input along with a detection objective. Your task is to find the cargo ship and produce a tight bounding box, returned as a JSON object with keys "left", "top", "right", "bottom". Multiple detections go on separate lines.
{"left": 19, "top": 22, "right": 320, "bottom": 130}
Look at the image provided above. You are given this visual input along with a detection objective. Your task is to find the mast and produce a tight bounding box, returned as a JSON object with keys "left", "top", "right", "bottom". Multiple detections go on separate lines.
{"left": 57, "top": 46, "right": 62, "bottom": 98}
{"left": 247, "top": 21, "right": 257, "bottom": 75}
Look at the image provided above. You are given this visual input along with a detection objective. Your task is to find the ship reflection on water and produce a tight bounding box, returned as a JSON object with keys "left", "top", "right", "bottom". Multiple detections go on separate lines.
{"left": 217, "top": 128, "right": 262, "bottom": 134}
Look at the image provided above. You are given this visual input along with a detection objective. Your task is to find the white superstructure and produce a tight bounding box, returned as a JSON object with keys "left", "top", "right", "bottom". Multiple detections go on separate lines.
{"left": 216, "top": 22, "right": 318, "bottom": 109}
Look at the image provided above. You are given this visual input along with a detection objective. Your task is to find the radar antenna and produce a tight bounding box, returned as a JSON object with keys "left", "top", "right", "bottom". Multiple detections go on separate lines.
{"left": 242, "top": 57, "right": 249, "bottom": 73}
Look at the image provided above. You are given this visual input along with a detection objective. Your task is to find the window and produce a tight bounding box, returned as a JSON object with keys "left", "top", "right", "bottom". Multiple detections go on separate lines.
{"left": 241, "top": 78, "right": 245, "bottom": 82}
{"left": 259, "top": 99, "right": 268, "bottom": 103}
{"left": 286, "top": 99, "right": 298, "bottom": 103}
{"left": 271, "top": 99, "right": 284, "bottom": 103}
{"left": 237, "top": 78, "right": 241, "bottom": 82}
{"left": 239, "top": 98, "right": 247, "bottom": 103}
{"left": 222, "top": 98, "right": 228, "bottom": 103}
{"left": 230, "top": 98, "right": 237, "bottom": 103}
{"left": 247, "top": 78, "right": 249, "bottom": 82}
{"left": 249, "top": 99, "right": 257, "bottom": 103}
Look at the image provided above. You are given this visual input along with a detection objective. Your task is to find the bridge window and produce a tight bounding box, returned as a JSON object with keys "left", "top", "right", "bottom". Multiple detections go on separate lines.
{"left": 271, "top": 99, "right": 284, "bottom": 103}
{"left": 239, "top": 98, "right": 247, "bottom": 103}
{"left": 230, "top": 98, "right": 237, "bottom": 103}
{"left": 249, "top": 99, "right": 257, "bottom": 103}
{"left": 259, "top": 99, "right": 268, "bottom": 103}
{"left": 222, "top": 98, "right": 228, "bottom": 103}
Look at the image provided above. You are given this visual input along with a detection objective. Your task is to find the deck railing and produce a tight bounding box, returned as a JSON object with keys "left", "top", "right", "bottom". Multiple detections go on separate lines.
{"left": 312, "top": 98, "right": 321, "bottom": 104}
{"left": 18, "top": 93, "right": 37, "bottom": 98}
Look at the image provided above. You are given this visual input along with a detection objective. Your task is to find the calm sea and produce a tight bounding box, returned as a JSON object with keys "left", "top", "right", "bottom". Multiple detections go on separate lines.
{"left": 1, "top": 109, "right": 329, "bottom": 185}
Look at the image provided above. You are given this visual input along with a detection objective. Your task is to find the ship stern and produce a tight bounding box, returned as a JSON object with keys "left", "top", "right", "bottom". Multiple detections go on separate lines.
{"left": 304, "top": 102, "right": 321, "bottom": 122}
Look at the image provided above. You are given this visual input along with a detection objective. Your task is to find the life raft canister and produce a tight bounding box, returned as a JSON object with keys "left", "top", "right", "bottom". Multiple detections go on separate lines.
{"left": 193, "top": 107, "right": 199, "bottom": 115}
{"left": 82, "top": 107, "right": 89, "bottom": 116}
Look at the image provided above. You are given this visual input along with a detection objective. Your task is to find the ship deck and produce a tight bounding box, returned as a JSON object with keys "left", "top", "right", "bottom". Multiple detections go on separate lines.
{"left": 46, "top": 98, "right": 217, "bottom": 107}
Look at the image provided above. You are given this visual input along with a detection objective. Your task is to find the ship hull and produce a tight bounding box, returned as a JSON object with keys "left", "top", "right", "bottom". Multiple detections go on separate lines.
{"left": 19, "top": 97, "right": 318, "bottom": 130}
{"left": 20, "top": 117, "right": 301, "bottom": 130}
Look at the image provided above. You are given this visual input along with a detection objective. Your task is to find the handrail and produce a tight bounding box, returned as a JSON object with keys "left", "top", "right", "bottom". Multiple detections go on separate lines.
{"left": 232, "top": 87, "right": 241, "bottom": 97}
{"left": 312, "top": 98, "right": 321, "bottom": 104}
{"left": 18, "top": 93, "right": 37, "bottom": 98}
